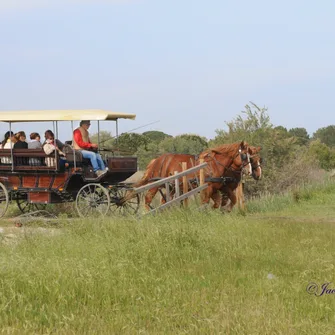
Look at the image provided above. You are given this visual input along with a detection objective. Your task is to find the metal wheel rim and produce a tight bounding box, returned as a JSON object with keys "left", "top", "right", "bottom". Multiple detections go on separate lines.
{"left": 109, "top": 186, "right": 140, "bottom": 215}
{"left": 76, "top": 183, "right": 110, "bottom": 218}
{"left": 0, "top": 182, "right": 9, "bottom": 218}
{"left": 16, "top": 198, "right": 47, "bottom": 214}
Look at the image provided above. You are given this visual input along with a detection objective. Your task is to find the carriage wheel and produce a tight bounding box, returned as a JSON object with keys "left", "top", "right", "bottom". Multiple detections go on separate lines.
{"left": 76, "top": 183, "right": 110, "bottom": 218}
{"left": 0, "top": 182, "right": 9, "bottom": 218}
{"left": 16, "top": 198, "right": 47, "bottom": 214}
{"left": 109, "top": 186, "right": 140, "bottom": 215}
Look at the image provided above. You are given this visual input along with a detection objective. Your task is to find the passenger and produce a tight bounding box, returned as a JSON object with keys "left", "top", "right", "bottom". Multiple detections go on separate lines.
{"left": 0, "top": 131, "right": 16, "bottom": 149}
{"left": 0, "top": 131, "right": 16, "bottom": 164}
{"left": 28, "top": 132, "right": 42, "bottom": 166}
{"left": 72, "top": 120, "right": 107, "bottom": 177}
{"left": 28, "top": 132, "right": 42, "bottom": 149}
{"left": 43, "top": 130, "right": 65, "bottom": 151}
{"left": 43, "top": 130, "right": 66, "bottom": 168}
{"left": 13, "top": 131, "right": 28, "bottom": 149}
{"left": 13, "top": 131, "right": 28, "bottom": 165}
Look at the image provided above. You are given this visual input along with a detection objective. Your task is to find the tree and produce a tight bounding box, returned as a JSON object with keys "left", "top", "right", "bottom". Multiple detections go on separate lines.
{"left": 288, "top": 127, "right": 310, "bottom": 145}
{"left": 313, "top": 125, "right": 335, "bottom": 147}
{"left": 136, "top": 142, "right": 161, "bottom": 170}
{"left": 142, "top": 131, "right": 171, "bottom": 143}
{"left": 308, "top": 139, "right": 335, "bottom": 170}
{"left": 114, "top": 133, "right": 151, "bottom": 155}
{"left": 90, "top": 131, "right": 114, "bottom": 149}
{"left": 210, "top": 102, "right": 272, "bottom": 146}
{"left": 159, "top": 134, "right": 208, "bottom": 155}
{"left": 91, "top": 131, "right": 151, "bottom": 155}
{"left": 135, "top": 133, "right": 208, "bottom": 170}
{"left": 274, "top": 126, "right": 289, "bottom": 137}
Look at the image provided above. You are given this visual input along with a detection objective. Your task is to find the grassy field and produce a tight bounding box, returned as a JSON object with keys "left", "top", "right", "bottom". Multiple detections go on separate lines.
{"left": 0, "top": 181, "right": 335, "bottom": 334}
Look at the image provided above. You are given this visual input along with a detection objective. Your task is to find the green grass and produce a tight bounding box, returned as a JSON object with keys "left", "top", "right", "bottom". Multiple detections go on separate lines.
{"left": 1, "top": 181, "right": 335, "bottom": 334}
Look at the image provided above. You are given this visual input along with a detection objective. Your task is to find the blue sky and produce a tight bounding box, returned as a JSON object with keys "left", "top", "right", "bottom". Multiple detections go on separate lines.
{"left": 0, "top": 0, "right": 334, "bottom": 141}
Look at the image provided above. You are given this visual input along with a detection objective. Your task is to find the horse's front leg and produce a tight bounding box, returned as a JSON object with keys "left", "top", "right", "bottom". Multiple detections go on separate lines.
{"left": 200, "top": 184, "right": 212, "bottom": 209}
{"left": 211, "top": 189, "right": 222, "bottom": 209}
{"left": 220, "top": 186, "right": 230, "bottom": 209}
{"left": 226, "top": 188, "right": 237, "bottom": 212}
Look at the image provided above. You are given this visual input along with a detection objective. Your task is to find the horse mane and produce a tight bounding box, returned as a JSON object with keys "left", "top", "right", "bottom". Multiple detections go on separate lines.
{"left": 200, "top": 142, "right": 242, "bottom": 158}
{"left": 249, "top": 145, "right": 261, "bottom": 155}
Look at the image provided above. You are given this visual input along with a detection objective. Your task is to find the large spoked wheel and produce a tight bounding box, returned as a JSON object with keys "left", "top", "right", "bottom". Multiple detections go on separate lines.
{"left": 0, "top": 182, "right": 9, "bottom": 218}
{"left": 109, "top": 186, "right": 140, "bottom": 215}
{"left": 76, "top": 183, "right": 110, "bottom": 218}
{"left": 16, "top": 198, "right": 47, "bottom": 214}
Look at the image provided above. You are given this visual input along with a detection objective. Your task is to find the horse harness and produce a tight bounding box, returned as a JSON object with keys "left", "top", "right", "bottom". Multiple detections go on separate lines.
{"left": 204, "top": 148, "right": 250, "bottom": 184}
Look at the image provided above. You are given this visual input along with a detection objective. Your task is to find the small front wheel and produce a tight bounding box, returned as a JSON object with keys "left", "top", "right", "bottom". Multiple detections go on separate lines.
{"left": 76, "top": 183, "right": 110, "bottom": 218}
{"left": 109, "top": 186, "right": 140, "bottom": 215}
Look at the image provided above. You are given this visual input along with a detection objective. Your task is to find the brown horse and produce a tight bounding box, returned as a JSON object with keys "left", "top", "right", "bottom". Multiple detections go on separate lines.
{"left": 249, "top": 146, "right": 262, "bottom": 181}
{"left": 211, "top": 145, "right": 262, "bottom": 211}
{"left": 134, "top": 141, "right": 251, "bottom": 210}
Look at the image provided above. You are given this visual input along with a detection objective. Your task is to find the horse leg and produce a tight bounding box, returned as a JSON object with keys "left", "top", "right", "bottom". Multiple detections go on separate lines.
{"left": 235, "top": 183, "right": 245, "bottom": 210}
{"left": 200, "top": 185, "right": 214, "bottom": 210}
{"left": 220, "top": 193, "right": 230, "bottom": 213}
{"left": 158, "top": 186, "right": 175, "bottom": 204}
{"left": 211, "top": 189, "right": 222, "bottom": 209}
{"left": 221, "top": 195, "right": 229, "bottom": 207}
{"left": 220, "top": 186, "right": 229, "bottom": 210}
{"left": 145, "top": 187, "right": 159, "bottom": 211}
{"left": 226, "top": 188, "right": 237, "bottom": 212}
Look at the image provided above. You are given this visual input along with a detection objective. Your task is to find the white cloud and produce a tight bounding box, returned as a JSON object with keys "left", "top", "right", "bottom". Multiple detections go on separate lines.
{"left": 0, "top": 0, "right": 133, "bottom": 11}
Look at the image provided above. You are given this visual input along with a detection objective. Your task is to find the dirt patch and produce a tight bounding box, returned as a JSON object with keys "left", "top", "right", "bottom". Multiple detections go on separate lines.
{"left": 0, "top": 225, "right": 62, "bottom": 246}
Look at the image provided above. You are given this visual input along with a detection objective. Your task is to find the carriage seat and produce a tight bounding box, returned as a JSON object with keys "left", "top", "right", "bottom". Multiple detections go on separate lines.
{"left": 64, "top": 148, "right": 91, "bottom": 166}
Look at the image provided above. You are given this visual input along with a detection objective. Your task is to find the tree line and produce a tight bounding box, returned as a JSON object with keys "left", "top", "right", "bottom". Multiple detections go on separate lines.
{"left": 91, "top": 103, "right": 335, "bottom": 196}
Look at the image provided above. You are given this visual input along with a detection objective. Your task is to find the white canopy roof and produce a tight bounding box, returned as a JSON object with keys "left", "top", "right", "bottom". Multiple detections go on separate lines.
{"left": 0, "top": 110, "right": 136, "bottom": 122}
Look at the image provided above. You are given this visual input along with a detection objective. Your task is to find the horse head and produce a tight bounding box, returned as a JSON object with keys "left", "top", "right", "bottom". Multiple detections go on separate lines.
{"left": 202, "top": 141, "right": 252, "bottom": 178}
{"left": 239, "top": 141, "right": 252, "bottom": 176}
{"left": 248, "top": 146, "right": 262, "bottom": 180}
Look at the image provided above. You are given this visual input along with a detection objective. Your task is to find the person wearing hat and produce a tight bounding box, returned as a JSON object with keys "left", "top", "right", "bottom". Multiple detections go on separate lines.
{"left": 72, "top": 120, "right": 107, "bottom": 177}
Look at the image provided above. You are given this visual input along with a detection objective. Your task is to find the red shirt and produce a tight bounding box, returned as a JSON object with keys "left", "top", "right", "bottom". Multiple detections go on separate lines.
{"left": 73, "top": 129, "right": 92, "bottom": 149}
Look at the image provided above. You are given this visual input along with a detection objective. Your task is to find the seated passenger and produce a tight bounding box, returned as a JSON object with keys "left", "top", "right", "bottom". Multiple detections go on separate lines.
{"left": 13, "top": 131, "right": 28, "bottom": 165}
{"left": 28, "top": 132, "right": 42, "bottom": 166}
{"left": 43, "top": 130, "right": 66, "bottom": 151}
{"left": 73, "top": 120, "right": 107, "bottom": 177}
{"left": 0, "top": 131, "right": 16, "bottom": 149}
{"left": 0, "top": 131, "right": 16, "bottom": 164}
{"left": 13, "top": 131, "right": 28, "bottom": 149}
{"left": 43, "top": 130, "right": 66, "bottom": 168}
{"left": 28, "top": 132, "right": 42, "bottom": 149}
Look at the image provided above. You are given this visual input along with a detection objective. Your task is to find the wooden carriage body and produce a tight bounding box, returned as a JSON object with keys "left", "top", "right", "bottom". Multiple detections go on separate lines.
{"left": 0, "top": 149, "right": 137, "bottom": 204}
{"left": 0, "top": 109, "right": 140, "bottom": 217}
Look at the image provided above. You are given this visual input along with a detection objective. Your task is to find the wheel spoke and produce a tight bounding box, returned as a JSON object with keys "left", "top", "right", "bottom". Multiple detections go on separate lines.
{"left": 109, "top": 187, "right": 140, "bottom": 216}
{"left": 75, "top": 183, "right": 110, "bottom": 218}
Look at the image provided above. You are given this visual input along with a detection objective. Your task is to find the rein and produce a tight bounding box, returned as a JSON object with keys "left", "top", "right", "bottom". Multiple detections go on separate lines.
{"left": 207, "top": 149, "right": 249, "bottom": 177}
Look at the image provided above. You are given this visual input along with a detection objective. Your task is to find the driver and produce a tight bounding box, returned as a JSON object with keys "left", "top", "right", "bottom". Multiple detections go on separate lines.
{"left": 72, "top": 120, "right": 107, "bottom": 178}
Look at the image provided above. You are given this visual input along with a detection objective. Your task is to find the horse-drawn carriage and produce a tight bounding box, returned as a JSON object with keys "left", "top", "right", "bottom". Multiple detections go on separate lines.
{"left": 0, "top": 110, "right": 140, "bottom": 218}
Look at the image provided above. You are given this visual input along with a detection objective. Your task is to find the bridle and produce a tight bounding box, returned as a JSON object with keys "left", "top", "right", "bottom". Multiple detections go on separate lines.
{"left": 207, "top": 147, "right": 251, "bottom": 177}
{"left": 250, "top": 155, "right": 262, "bottom": 170}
